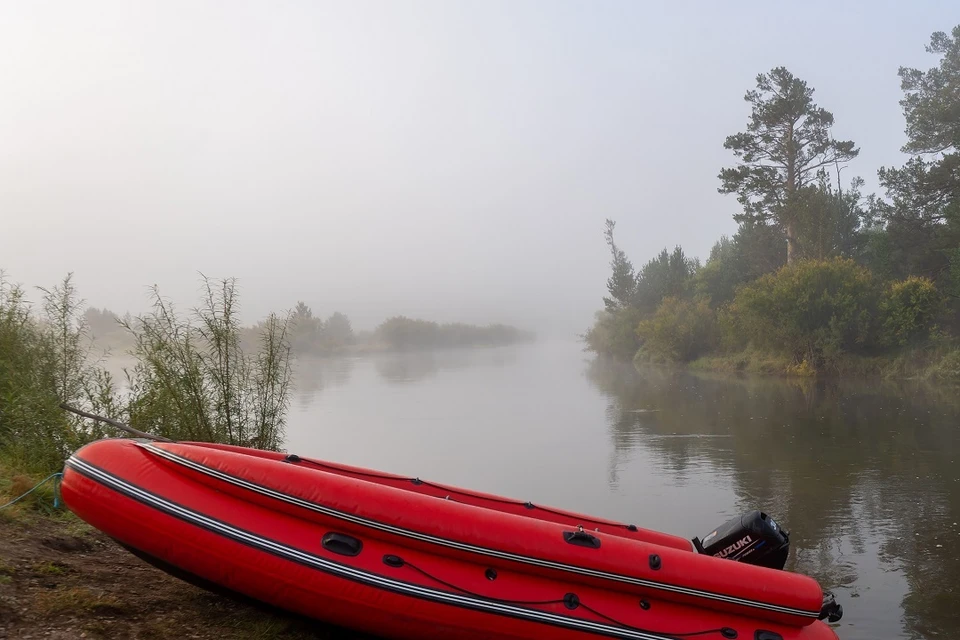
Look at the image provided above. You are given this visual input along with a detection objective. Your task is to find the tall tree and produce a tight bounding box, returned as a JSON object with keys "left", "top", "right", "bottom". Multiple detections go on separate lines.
{"left": 874, "top": 25, "right": 960, "bottom": 329}
{"left": 719, "top": 67, "right": 859, "bottom": 263}
{"left": 878, "top": 26, "right": 960, "bottom": 223}
{"left": 877, "top": 27, "right": 960, "bottom": 281}
{"left": 602, "top": 219, "right": 637, "bottom": 312}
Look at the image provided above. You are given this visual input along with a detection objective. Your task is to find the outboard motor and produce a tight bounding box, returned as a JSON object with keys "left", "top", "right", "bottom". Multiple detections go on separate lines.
{"left": 694, "top": 510, "right": 844, "bottom": 622}
{"left": 693, "top": 510, "right": 789, "bottom": 570}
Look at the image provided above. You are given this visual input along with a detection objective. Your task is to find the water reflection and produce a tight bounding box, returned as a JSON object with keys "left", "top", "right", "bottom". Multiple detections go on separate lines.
{"left": 292, "top": 355, "right": 355, "bottom": 407}
{"left": 374, "top": 352, "right": 442, "bottom": 384}
{"left": 373, "top": 348, "right": 519, "bottom": 385}
{"left": 586, "top": 359, "right": 960, "bottom": 639}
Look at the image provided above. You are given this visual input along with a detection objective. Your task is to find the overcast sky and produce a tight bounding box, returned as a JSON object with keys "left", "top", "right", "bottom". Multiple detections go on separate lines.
{"left": 0, "top": 1, "right": 955, "bottom": 335}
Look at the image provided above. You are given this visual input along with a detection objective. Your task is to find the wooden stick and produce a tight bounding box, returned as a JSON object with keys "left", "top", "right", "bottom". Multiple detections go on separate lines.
{"left": 59, "top": 403, "right": 173, "bottom": 443}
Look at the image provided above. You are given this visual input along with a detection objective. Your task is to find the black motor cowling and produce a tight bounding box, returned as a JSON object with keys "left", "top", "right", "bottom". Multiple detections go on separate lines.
{"left": 693, "top": 510, "right": 789, "bottom": 570}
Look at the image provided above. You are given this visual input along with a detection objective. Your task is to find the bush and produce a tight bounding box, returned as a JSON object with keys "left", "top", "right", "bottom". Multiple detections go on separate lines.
{"left": 0, "top": 274, "right": 116, "bottom": 473}
{"left": 727, "top": 258, "right": 878, "bottom": 366}
{"left": 582, "top": 308, "right": 645, "bottom": 360}
{"left": 878, "top": 277, "right": 942, "bottom": 347}
{"left": 636, "top": 298, "right": 718, "bottom": 362}
{"left": 1, "top": 271, "right": 298, "bottom": 474}
{"left": 123, "top": 278, "right": 293, "bottom": 450}
{"left": 933, "top": 348, "right": 960, "bottom": 383}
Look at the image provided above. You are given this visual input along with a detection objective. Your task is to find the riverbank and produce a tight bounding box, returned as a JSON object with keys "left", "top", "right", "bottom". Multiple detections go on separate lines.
{"left": 634, "top": 346, "right": 960, "bottom": 382}
{"left": 0, "top": 489, "right": 359, "bottom": 639}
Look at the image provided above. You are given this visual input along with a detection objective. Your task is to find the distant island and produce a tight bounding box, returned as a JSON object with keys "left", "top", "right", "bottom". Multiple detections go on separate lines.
{"left": 284, "top": 303, "right": 535, "bottom": 355}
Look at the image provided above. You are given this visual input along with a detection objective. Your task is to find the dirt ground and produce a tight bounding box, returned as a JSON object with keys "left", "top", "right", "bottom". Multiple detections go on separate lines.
{"left": 0, "top": 511, "right": 367, "bottom": 640}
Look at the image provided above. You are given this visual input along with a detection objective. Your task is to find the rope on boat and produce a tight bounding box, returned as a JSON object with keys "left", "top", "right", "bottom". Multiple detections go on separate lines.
{"left": 1, "top": 407, "right": 167, "bottom": 512}
{"left": 0, "top": 473, "right": 63, "bottom": 511}
{"left": 383, "top": 554, "right": 738, "bottom": 639}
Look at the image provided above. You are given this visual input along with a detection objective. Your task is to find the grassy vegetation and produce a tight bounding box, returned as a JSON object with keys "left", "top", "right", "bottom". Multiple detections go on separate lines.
{"left": 683, "top": 342, "right": 960, "bottom": 382}
{"left": 34, "top": 586, "right": 125, "bottom": 616}
{"left": 122, "top": 278, "right": 293, "bottom": 448}
{"left": 0, "top": 272, "right": 294, "bottom": 476}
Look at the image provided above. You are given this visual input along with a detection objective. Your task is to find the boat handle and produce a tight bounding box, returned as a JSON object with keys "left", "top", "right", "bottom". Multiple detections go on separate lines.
{"left": 563, "top": 527, "right": 601, "bottom": 549}
{"left": 322, "top": 532, "right": 364, "bottom": 557}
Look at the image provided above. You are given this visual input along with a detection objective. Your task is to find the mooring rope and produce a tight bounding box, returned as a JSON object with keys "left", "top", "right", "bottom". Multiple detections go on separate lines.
{"left": 0, "top": 472, "right": 63, "bottom": 510}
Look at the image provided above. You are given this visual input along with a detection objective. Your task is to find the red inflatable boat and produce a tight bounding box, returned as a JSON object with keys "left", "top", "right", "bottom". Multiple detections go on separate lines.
{"left": 61, "top": 438, "right": 842, "bottom": 640}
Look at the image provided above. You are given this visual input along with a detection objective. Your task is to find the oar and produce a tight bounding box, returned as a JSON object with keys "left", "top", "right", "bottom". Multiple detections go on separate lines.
{"left": 59, "top": 403, "right": 173, "bottom": 443}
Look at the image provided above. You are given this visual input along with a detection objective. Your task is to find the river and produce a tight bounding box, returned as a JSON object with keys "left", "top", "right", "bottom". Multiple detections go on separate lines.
{"left": 285, "top": 340, "right": 960, "bottom": 640}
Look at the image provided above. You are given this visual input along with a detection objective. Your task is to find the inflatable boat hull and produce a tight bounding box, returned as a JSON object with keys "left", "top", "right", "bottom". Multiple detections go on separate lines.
{"left": 61, "top": 439, "right": 840, "bottom": 640}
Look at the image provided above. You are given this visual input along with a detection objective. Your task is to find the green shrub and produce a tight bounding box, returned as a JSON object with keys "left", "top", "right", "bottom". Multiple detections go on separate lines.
{"left": 727, "top": 258, "right": 878, "bottom": 367}
{"left": 123, "top": 277, "right": 293, "bottom": 450}
{"left": 878, "top": 276, "right": 942, "bottom": 347}
{"left": 582, "top": 308, "right": 645, "bottom": 360}
{"left": 0, "top": 274, "right": 115, "bottom": 473}
{"left": 933, "top": 348, "right": 960, "bottom": 383}
{"left": 1, "top": 271, "right": 298, "bottom": 474}
{"left": 636, "top": 298, "right": 718, "bottom": 363}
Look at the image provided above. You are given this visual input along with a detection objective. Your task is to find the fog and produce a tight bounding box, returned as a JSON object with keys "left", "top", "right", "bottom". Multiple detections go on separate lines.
{"left": 0, "top": 1, "right": 952, "bottom": 335}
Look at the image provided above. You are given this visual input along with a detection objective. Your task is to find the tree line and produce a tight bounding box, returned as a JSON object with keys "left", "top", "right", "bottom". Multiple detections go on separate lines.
{"left": 85, "top": 300, "right": 533, "bottom": 356}
{"left": 586, "top": 26, "right": 960, "bottom": 380}
{"left": 287, "top": 303, "right": 533, "bottom": 354}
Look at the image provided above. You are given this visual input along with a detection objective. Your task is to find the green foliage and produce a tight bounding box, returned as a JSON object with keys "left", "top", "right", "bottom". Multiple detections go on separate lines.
{"left": 634, "top": 246, "right": 699, "bottom": 312}
{"left": 719, "top": 67, "right": 859, "bottom": 263}
{"left": 0, "top": 278, "right": 67, "bottom": 473}
{"left": 857, "top": 225, "right": 895, "bottom": 280}
{"left": 933, "top": 349, "right": 960, "bottom": 383}
{"left": 794, "top": 178, "right": 868, "bottom": 261}
{"left": 726, "top": 258, "right": 878, "bottom": 366}
{"left": 694, "top": 237, "right": 741, "bottom": 305}
{"left": 123, "top": 277, "right": 293, "bottom": 450}
{"left": 636, "top": 298, "right": 718, "bottom": 363}
{"left": 878, "top": 277, "right": 941, "bottom": 347}
{"left": 694, "top": 224, "right": 786, "bottom": 306}
{"left": 582, "top": 308, "right": 645, "bottom": 361}
{"left": 603, "top": 219, "right": 637, "bottom": 312}
{"left": 877, "top": 27, "right": 960, "bottom": 307}
{"left": 375, "top": 316, "right": 532, "bottom": 351}
{"left": 0, "top": 274, "right": 116, "bottom": 474}
{"left": 731, "top": 222, "right": 787, "bottom": 281}
{"left": 899, "top": 26, "right": 960, "bottom": 158}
